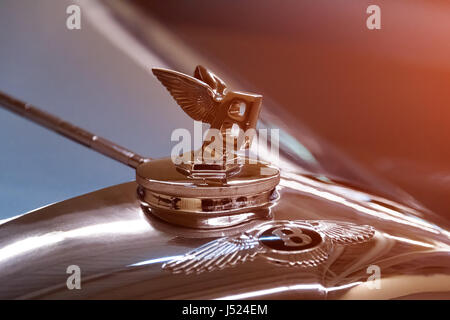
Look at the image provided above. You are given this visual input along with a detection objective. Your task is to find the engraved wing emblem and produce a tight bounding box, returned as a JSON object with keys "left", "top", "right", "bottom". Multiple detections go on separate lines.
{"left": 308, "top": 220, "right": 375, "bottom": 245}
{"left": 163, "top": 233, "right": 263, "bottom": 274}
{"left": 152, "top": 66, "right": 227, "bottom": 125}
{"left": 163, "top": 220, "right": 375, "bottom": 274}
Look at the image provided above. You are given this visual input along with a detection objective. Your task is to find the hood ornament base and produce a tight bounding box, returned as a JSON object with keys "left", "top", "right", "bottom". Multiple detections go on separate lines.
{"left": 136, "top": 157, "right": 279, "bottom": 229}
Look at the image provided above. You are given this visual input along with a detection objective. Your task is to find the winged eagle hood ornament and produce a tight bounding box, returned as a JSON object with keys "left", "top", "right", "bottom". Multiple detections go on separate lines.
{"left": 153, "top": 66, "right": 228, "bottom": 126}
{"left": 152, "top": 66, "right": 262, "bottom": 173}
{"left": 153, "top": 65, "right": 254, "bottom": 130}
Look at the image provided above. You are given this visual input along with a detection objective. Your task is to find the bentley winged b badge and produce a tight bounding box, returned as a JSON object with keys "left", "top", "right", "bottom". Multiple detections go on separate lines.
{"left": 163, "top": 220, "right": 375, "bottom": 274}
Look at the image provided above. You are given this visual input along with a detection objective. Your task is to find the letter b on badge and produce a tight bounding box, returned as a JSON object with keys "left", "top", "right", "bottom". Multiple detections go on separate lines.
{"left": 272, "top": 227, "right": 312, "bottom": 247}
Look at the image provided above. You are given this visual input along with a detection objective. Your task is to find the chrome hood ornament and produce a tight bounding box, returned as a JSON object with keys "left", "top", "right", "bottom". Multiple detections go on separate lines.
{"left": 162, "top": 220, "right": 375, "bottom": 274}
{"left": 152, "top": 66, "right": 263, "bottom": 179}
{"left": 136, "top": 66, "right": 280, "bottom": 229}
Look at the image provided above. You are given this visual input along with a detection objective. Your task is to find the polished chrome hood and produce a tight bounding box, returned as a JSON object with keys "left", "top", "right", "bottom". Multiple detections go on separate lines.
{"left": 0, "top": 154, "right": 448, "bottom": 299}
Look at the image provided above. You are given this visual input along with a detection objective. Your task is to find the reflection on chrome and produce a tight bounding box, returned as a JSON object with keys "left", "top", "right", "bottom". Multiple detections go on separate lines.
{"left": 215, "top": 282, "right": 364, "bottom": 300}
{"left": 382, "top": 233, "right": 447, "bottom": 250}
{"left": 128, "top": 255, "right": 184, "bottom": 267}
{"left": 280, "top": 173, "right": 449, "bottom": 236}
{"left": 0, "top": 220, "right": 148, "bottom": 264}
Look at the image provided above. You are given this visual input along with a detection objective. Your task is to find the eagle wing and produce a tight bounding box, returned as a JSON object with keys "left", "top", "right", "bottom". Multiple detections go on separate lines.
{"left": 308, "top": 220, "right": 375, "bottom": 245}
{"left": 162, "top": 234, "right": 263, "bottom": 274}
{"left": 153, "top": 68, "right": 219, "bottom": 124}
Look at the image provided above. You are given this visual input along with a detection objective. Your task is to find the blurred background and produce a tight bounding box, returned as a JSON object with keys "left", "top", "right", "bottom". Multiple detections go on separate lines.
{"left": 1, "top": 0, "right": 449, "bottom": 221}
{"left": 134, "top": 0, "right": 450, "bottom": 220}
